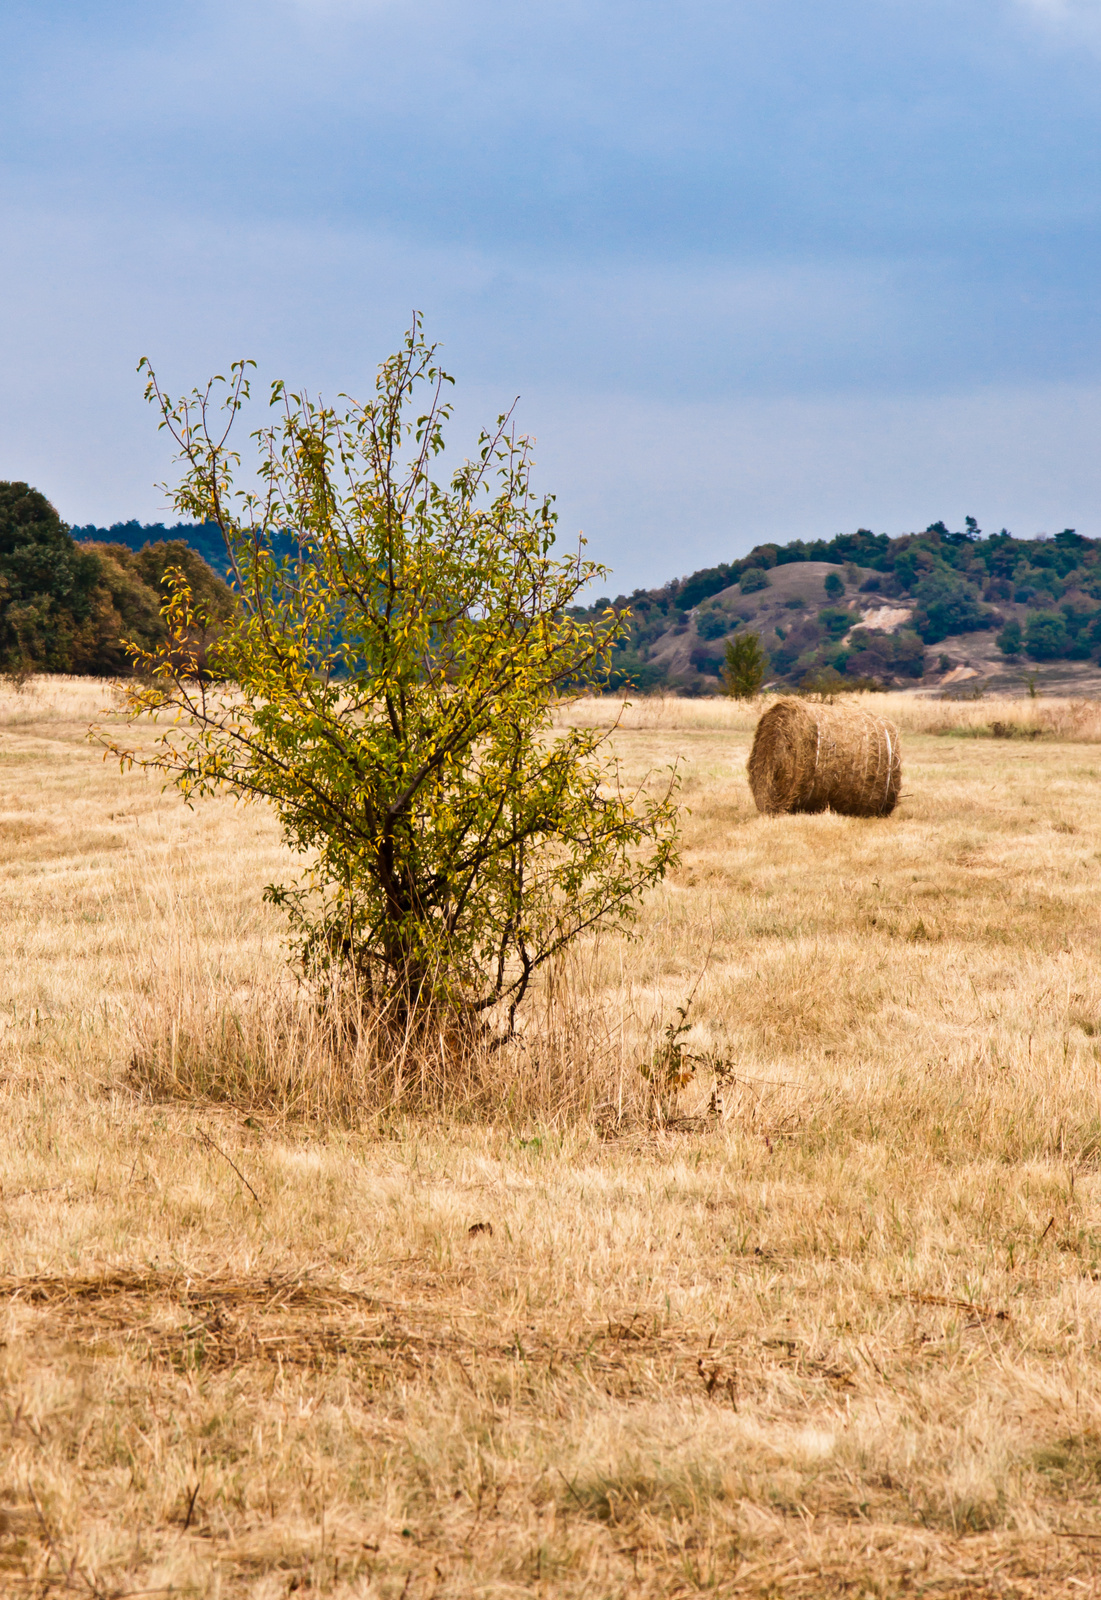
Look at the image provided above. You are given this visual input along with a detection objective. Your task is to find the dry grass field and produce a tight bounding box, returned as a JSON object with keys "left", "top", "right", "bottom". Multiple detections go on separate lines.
{"left": 5, "top": 678, "right": 1101, "bottom": 1597}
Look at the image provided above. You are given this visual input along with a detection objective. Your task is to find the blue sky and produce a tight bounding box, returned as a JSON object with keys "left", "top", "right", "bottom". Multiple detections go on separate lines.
{"left": 2, "top": 0, "right": 1100, "bottom": 589}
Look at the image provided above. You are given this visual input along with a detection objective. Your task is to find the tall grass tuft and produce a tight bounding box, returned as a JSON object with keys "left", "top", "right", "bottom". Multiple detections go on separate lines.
{"left": 127, "top": 937, "right": 649, "bottom": 1129}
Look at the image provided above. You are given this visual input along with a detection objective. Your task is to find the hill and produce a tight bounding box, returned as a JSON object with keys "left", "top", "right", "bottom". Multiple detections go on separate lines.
{"left": 573, "top": 521, "right": 1101, "bottom": 694}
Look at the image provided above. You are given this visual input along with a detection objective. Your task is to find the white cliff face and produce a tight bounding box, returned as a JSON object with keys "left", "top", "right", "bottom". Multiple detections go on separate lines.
{"left": 853, "top": 605, "right": 913, "bottom": 634}
{"left": 840, "top": 605, "right": 914, "bottom": 645}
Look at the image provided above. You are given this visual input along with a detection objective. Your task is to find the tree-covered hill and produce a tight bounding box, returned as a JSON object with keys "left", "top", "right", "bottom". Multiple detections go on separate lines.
{"left": 570, "top": 520, "right": 1101, "bottom": 691}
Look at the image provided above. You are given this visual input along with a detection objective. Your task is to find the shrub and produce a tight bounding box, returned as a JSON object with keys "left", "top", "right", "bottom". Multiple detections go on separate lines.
{"left": 107, "top": 323, "right": 679, "bottom": 1036}
{"left": 818, "top": 606, "right": 856, "bottom": 641}
{"left": 695, "top": 607, "right": 731, "bottom": 640}
{"left": 739, "top": 567, "right": 770, "bottom": 593}
{"left": 996, "top": 618, "right": 1023, "bottom": 656}
{"left": 823, "top": 570, "right": 845, "bottom": 600}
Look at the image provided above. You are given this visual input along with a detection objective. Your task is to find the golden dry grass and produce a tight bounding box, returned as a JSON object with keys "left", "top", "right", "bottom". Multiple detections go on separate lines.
{"left": 4, "top": 676, "right": 1101, "bottom": 1596}
{"left": 558, "top": 689, "right": 1101, "bottom": 741}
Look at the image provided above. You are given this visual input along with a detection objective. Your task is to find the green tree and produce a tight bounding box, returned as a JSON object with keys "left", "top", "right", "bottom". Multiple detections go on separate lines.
{"left": 107, "top": 323, "right": 678, "bottom": 1033}
{"left": 723, "top": 631, "right": 767, "bottom": 698}
{"left": 83, "top": 539, "right": 235, "bottom": 676}
{"left": 817, "top": 606, "right": 855, "bottom": 641}
{"left": 696, "top": 606, "right": 731, "bottom": 640}
{"left": 0, "top": 483, "right": 235, "bottom": 679}
{"left": 911, "top": 567, "right": 991, "bottom": 643}
{"left": 1024, "top": 610, "right": 1069, "bottom": 661}
{"left": 823, "top": 570, "right": 845, "bottom": 600}
{"left": 996, "top": 617, "right": 1022, "bottom": 656}
{"left": 0, "top": 482, "right": 101, "bottom": 674}
{"left": 739, "top": 567, "right": 770, "bottom": 594}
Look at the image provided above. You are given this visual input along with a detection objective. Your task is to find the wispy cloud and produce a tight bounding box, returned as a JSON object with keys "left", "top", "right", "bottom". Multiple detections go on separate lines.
{"left": 1013, "top": 0, "right": 1101, "bottom": 42}
{"left": 1016, "top": 0, "right": 1100, "bottom": 13}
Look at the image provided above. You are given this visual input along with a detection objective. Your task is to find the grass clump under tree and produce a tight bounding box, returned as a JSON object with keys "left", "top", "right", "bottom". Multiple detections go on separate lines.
{"left": 107, "top": 321, "right": 678, "bottom": 1045}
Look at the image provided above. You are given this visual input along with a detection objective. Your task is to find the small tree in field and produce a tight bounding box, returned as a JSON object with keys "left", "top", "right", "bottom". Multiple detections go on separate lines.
{"left": 723, "top": 631, "right": 767, "bottom": 699}
{"left": 106, "top": 323, "right": 678, "bottom": 1035}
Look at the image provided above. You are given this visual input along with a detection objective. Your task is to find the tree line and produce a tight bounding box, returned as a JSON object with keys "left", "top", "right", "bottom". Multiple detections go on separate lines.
{"left": 0, "top": 483, "right": 233, "bottom": 681}
{"left": 8, "top": 478, "right": 1101, "bottom": 692}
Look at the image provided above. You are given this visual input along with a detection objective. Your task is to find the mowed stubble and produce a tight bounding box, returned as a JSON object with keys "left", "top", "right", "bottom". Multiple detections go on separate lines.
{"left": 2, "top": 677, "right": 1101, "bottom": 1596}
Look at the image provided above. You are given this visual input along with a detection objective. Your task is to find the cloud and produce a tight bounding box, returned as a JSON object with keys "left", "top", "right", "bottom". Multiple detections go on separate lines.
{"left": 3, "top": 188, "right": 1099, "bottom": 590}
{"left": 1012, "top": 0, "right": 1101, "bottom": 44}
{"left": 4, "top": 0, "right": 1101, "bottom": 588}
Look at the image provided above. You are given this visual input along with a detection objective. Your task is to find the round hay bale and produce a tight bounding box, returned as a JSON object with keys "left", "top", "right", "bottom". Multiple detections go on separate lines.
{"left": 747, "top": 697, "right": 901, "bottom": 817}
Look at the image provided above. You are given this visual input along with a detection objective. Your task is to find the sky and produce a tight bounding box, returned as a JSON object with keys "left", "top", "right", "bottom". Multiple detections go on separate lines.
{"left": 2, "top": 0, "right": 1100, "bottom": 592}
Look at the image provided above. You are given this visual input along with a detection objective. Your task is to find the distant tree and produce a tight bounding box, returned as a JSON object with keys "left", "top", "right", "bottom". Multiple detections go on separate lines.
{"left": 823, "top": 570, "right": 845, "bottom": 600}
{"left": 996, "top": 617, "right": 1023, "bottom": 657}
{"left": 677, "top": 565, "right": 734, "bottom": 609}
{"left": 696, "top": 606, "right": 731, "bottom": 640}
{"left": 0, "top": 483, "right": 101, "bottom": 675}
{"left": 83, "top": 539, "right": 235, "bottom": 675}
{"left": 689, "top": 643, "right": 724, "bottom": 677}
{"left": 845, "top": 627, "right": 925, "bottom": 681}
{"left": 723, "top": 631, "right": 767, "bottom": 698}
{"left": 911, "top": 568, "right": 991, "bottom": 643}
{"left": 818, "top": 606, "right": 855, "bottom": 641}
{"left": 0, "top": 482, "right": 236, "bottom": 680}
{"left": 1024, "top": 611, "right": 1069, "bottom": 661}
{"left": 70, "top": 518, "right": 230, "bottom": 577}
{"left": 739, "top": 567, "right": 770, "bottom": 594}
